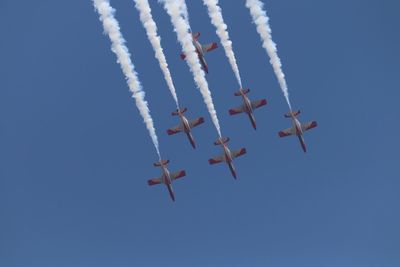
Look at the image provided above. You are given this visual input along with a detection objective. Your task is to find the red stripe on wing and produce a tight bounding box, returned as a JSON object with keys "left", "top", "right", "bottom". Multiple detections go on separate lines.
{"left": 306, "top": 121, "right": 317, "bottom": 130}
{"left": 255, "top": 99, "right": 267, "bottom": 108}
{"left": 167, "top": 129, "right": 179, "bottom": 135}
{"left": 147, "top": 178, "right": 162, "bottom": 186}
{"left": 173, "top": 170, "right": 186, "bottom": 180}
{"left": 279, "top": 131, "right": 291, "bottom": 137}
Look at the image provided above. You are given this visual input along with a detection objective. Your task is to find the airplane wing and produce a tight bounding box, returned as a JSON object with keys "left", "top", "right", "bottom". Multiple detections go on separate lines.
{"left": 208, "top": 154, "right": 225, "bottom": 165}
{"left": 171, "top": 170, "right": 186, "bottom": 181}
{"left": 251, "top": 99, "right": 267, "bottom": 109}
{"left": 278, "top": 127, "right": 295, "bottom": 137}
{"left": 301, "top": 121, "right": 317, "bottom": 132}
{"left": 229, "top": 104, "right": 245, "bottom": 115}
{"left": 202, "top": 43, "right": 218, "bottom": 53}
{"left": 231, "top": 148, "right": 247, "bottom": 159}
{"left": 147, "top": 177, "right": 162, "bottom": 186}
{"left": 189, "top": 117, "right": 205, "bottom": 128}
{"left": 167, "top": 124, "right": 183, "bottom": 135}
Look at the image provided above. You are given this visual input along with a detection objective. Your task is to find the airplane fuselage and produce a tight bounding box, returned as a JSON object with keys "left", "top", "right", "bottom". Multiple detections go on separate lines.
{"left": 193, "top": 39, "right": 204, "bottom": 57}
{"left": 193, "top": 39, "right": 208, "bottom": 73}
{"left": 222, "top": 144, "right": 237, "bottom": 179}
{"left": 292, "top": 117, "right": 304, "bottom": 136}
{"left": 161, "top": 165, "right": 175, "bottom": 201}
{"left": 161, "top": 165, "right": 172, "bottom": 185}
{"left": 179, "top": 113, "right": 196, "bottom": 148}
{"left": 291, "top": 116, "right": 307, "bottom": 152}
{"left": 241, "top": 93, "right": 257, "bottom": 129}
{"left": 222, "top": 144, "right": 233, "bottom": 163}
{"left": 242, "top": 94, "right": 253, "bottom": 114}
{"left": 179, "top": 114, "right": 191, "bottom": 133}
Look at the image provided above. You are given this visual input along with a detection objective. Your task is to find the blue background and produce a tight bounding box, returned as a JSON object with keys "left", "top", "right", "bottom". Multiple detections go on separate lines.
{"left": 1, "top": 0, "right": 399, "bottom": 266}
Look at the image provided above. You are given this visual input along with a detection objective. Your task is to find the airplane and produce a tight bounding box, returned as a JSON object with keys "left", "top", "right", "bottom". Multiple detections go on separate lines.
{"left": 208, "top": 137, "right": 246, "bottom": 179}
{"left": 166, "top": 107, "right": 205, "bottom": 149}
{"left": 180, "top": 32, "right": 218, "bottom": 74}
{"left": 278, "top": 110, "right": 317, "bottom": 152}
{"left": 147, "top": 160, "right": 186, "bottom": 202}
{"left": 228, "top": 88, "right": 267, "bottom": 130}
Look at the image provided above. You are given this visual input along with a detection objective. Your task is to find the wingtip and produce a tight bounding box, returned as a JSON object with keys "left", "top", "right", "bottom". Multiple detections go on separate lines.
{"left": 261, "top": 99, "right": 268, "bottom": 106}
{"left": 278, "top": 131, "right": 286, "bottom": 137}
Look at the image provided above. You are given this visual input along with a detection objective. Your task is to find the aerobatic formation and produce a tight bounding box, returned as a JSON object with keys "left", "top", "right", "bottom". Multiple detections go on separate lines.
{"left": 93, "top": 0, "right": 318, "bottom": 201}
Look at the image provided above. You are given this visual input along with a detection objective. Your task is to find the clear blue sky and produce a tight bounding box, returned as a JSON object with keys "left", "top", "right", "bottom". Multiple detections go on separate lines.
{"left": 1, "top": 0, "right": 399, "bottom": 266}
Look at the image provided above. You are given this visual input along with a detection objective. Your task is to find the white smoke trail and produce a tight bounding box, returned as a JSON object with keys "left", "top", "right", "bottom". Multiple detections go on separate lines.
{"left": 133, "top": 0, "right": 179, "bottom": 108}
{"left": 178, "top": 0, "right": 191, "bottom": 30}
{"left": 160, "top": 0, "right": 222, "bottom": 137}
{"left": 93, "top": 0, "right": 161, "bottom": 158}
{"left": 245, "top": 0, "right": 292, "bottom": 110}
{"left": 203, "top": 0, "right": 242, "bottom": 88}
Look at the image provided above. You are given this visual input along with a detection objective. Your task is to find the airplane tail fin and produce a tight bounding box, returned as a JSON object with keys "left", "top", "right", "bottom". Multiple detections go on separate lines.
{"left": 234, "top": 88, "right": 250, "bottom": 96}
{"left": 214, "top": 137, "right": 230, "bottom": 146}
{"left": 171, "top": 107, "right": 187, "bottom": 116}
{"left": 154, "top": 159, "right": 169, "bottom": 167}
{"left": 192, "top": 32, "right": 200, "bottom": 40}
{"left": 284, "top": 110, "right": 300, "bottom": 118}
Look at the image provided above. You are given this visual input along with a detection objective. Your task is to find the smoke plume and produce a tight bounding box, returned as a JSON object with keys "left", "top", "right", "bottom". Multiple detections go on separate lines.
{"left": 160, "top": 0, "right": 222, "bottom": 137}
{"left": 134, "top": 0, "right": 180, "bottom": 108}
{"left": 93, "top": 0, "right": 161, "bottom": 158}
{"left": 245, "top": 0, "right": 292, "bottom": 109}
{"left": 203, "top": 0, "right": 242, "bottom": 88}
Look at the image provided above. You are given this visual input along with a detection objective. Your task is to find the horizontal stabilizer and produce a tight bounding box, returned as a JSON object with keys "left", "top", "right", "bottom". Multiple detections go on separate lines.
{"left": 172, "top": 107, "right": 187, "bottom": 116}
{"left": 154, "top": 160, "right": 169, "bottom": 167}
{"left": 214, "top": 137, "right": 230, "bottom": 145}
{"left": 234, "top": 88, "right": 250, "bottom": 96}
{"left": 285, "top": 110, "right": 300, "bottom": 118}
